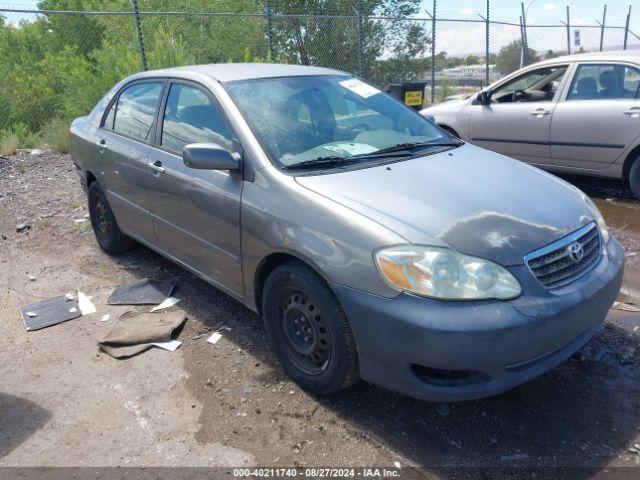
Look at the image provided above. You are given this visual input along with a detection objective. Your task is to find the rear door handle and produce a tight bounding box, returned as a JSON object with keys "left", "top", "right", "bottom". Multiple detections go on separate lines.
{"left": 623, "top": 107, "right": 640, "bottom": 118}
{"left": 147, "top": 161, "right": 165, "bottom": 174}
{"left": 96, "top": 138, "right": 107, "bottom": 153}
{"left": 530, "top": 108, "right": 551, "bottom": 117}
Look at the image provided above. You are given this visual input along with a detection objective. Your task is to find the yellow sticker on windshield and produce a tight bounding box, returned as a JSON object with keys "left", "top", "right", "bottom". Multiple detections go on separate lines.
{"left": 404, "top": 91, "right": 423, "bottom": 107}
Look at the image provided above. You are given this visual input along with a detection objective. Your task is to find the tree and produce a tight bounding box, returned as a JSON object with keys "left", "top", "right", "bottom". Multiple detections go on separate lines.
{"left": 494, "top": 40, "right": 539, "bottom": 75}
{"left": 545, "top": 49, "right": 558, "bottom": 59}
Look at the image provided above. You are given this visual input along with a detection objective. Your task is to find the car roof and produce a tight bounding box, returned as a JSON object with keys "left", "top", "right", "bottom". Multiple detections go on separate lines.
{"left": 536, "top": 49, "right": 640, "bottom": 66}
{"left": 131, "top": 63, "right": 346, "bottom": 83}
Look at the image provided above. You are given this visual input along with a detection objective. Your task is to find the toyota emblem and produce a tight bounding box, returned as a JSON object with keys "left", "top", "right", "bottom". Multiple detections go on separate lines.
{"left": 568, "top": 242, "right": 584, "bottom": 262}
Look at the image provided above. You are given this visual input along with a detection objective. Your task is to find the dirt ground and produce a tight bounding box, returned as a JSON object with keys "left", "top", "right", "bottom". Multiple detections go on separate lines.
{"left": 1, "top": 151, "right": 640, "bottom": 477}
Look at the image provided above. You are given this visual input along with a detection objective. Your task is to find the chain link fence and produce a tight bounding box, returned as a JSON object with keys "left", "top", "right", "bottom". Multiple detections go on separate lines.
{"left": 0, "top": 1, "right": 638, "bottom": 152}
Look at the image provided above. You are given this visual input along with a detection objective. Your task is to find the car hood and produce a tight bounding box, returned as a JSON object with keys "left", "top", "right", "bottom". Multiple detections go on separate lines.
{"left": 420, "top": 98, "right": 468, "bottom": 116}
{"left": 295, "top": 143, "right": 596, "bottom": 266}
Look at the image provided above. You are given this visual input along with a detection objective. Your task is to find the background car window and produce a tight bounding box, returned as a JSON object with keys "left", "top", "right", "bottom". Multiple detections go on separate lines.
{"left": 567, "top": 64, "right": 640, "bottom": 100}
{"left": 492, "top": 66, "right": 567, "bottom": 103}
{"left": 161, "top": 83, "right": 234, "bottom": 153}
{"left": 112, "top": 82, "right": 163, "bottom": 142}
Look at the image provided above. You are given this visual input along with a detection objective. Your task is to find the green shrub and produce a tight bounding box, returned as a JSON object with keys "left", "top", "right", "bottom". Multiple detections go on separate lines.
{"left": 40, "top": 118, "right": 70, "bottom": 154}
{"left": 0, "top": 129, "right": 18, "bottom": 157}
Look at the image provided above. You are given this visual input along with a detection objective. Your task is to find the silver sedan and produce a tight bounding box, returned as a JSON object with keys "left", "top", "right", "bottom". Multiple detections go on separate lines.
{"left": 421, "top": 50, "right": 640, "bottom": 196}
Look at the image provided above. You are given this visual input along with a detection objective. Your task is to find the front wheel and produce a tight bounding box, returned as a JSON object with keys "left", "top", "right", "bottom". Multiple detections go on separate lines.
{"left": 262, "top": 262, "right": 359, "bottom": 395}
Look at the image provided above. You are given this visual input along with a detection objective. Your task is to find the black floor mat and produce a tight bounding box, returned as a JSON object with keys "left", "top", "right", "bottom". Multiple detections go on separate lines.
{"left": 20, "top": 296, "right": 81, "bottom": 331}
{"left": 106, "top": 278, "right": 175, "bottom": 305}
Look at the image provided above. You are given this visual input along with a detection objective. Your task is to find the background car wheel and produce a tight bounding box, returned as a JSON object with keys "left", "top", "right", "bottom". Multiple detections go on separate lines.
{"left": 262, "top": 262, "right": 359, "bottom": 395}
{"left": 629, "top": 156, "right": 640, "bottom": 199}
{"left": 88, "top": 181, "right": 135, "bottom": 254}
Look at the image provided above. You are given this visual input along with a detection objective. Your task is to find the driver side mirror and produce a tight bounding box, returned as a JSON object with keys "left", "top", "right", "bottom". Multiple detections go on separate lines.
{"left": 182, "top": 143, "right": 241, "bottom": 171}
{"left": 477, "top": 90, "right": 491, "bottom": 105}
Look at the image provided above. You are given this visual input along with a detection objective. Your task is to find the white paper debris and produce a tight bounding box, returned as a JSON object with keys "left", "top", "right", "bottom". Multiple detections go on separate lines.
{"left": 207, "top": 332, "right": 223, "bottom": 345}
{"left": 65, "top": 292, "right": 75, "bottom": 300}
{"left": 26, "top": 311, "right": 37, "bottom": 318}
{"left": 73, "top": 218, "right": 87, "bottom": 223}
{"left": 69, "top": 307, "right": 78, "bottom": 313}
{"left": 152, "top": 340, "right": 182, "bottom": 352}
{"left": 101, "top": 314, "right": 110, "bottom": 322}
{"left": 77, "top": 291, "right": 96, "bottom": 315}
{"left": 150, "top": 296, "right": 180, "bottom": 312}
{"left": 393, "top": 461, "right": 401, "bottom": 469}
{"left": 339, "top": 78, "right": 380, "bottom": 98}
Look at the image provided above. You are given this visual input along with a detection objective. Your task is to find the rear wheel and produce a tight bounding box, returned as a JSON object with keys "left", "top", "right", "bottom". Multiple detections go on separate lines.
{"left": 629, "top": 155, "right": 640, "bottom": 199}
{"left": 88, "top": 181, "right": 135, "bottom": 253}
{"left": 262, "top": 262, "right": 359, "bottom": 395}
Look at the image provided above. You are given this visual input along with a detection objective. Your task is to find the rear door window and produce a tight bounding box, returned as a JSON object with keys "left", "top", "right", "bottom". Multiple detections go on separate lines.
{"left": 111, "top": 82, "right": 163, "bottom": 142}
{"left": 567, "top": 64, "right": 640, "bottom": 100}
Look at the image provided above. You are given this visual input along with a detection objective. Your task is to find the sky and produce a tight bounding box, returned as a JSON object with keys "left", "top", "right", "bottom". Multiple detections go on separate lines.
{"left": 2, "top": 0, "right": 639, "bottom": 55}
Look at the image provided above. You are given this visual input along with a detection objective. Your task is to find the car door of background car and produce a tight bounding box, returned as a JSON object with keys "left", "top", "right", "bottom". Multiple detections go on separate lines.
{"left": 468, "top": 64, "right": 570, "bottom": 165}
{"left": 550, "top": 62, "right": 640, "bottom": 170}
{"left": 146, "top": 80, "right": 244, "bottom": 297}
{"left": 96, "top": 80, "right": 165, "bottom": 244}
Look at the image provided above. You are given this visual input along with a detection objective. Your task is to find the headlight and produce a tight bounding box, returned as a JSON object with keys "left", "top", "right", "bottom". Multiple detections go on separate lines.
{"left": 582, "top": 195, "right": 610, "bottom": 244}
{"left": 374, "top": 245, "right": 522, "bottom": 300}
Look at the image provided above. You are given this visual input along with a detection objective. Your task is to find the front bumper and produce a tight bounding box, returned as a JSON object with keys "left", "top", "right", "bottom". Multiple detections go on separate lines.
{"left": 333, "top": 237, "right": 624, "bottom": 402}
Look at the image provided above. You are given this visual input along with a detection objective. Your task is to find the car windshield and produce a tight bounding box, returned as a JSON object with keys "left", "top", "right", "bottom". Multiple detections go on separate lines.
{"left": 225, "top": 75, "right": 455, "bottom": 169}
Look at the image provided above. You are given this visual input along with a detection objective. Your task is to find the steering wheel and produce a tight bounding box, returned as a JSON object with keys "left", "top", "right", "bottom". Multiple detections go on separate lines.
{"left": 512, "top": 89, "right": 529, "bottom": 102}
{"left": 348, "top": 123, "right": 372, "bottom": 138}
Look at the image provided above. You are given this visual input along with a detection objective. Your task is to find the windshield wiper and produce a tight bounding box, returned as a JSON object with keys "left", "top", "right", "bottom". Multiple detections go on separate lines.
{"left": 373, "top": 140, "right": 463, "bottom": 155}
{"left": 282, "top": 140, "right": 463, "bottom": 170}
{"left": 281, "top": 156, "right": 363, "bottom": 170}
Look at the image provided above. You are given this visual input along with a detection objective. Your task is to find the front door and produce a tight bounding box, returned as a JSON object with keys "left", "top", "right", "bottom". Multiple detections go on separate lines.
{"left": 469, "top": 65, "right": 570, "bottom": 165}
{"left": 95, "top": 80, "right": 165, "bottom": 243}
{"left": 551, "top": 62, "right": 640, "bottom": 170}
{"left": 146, "top": 81, "right": 243, "bottom": 297}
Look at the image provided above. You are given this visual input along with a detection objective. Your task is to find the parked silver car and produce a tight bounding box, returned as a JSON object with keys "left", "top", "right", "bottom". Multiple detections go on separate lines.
{"left": 422, "top": 51, "right": 640, "bottom": 196}
{"left": 70, "top": 64, "right": 623, "bottom": 402}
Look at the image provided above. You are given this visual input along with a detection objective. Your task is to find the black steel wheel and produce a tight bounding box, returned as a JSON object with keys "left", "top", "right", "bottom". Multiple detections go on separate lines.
{"left": 262, "top": 262, "right": 359, "bottom": 395}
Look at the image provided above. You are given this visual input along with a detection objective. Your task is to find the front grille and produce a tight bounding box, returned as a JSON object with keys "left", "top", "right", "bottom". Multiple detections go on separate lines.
{"left": 525, "top": 223, "right": 601, "bottom": 288}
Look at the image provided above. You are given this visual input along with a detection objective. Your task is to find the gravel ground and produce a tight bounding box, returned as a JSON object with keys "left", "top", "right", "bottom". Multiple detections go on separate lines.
{"left": 1, "top": 152, "right": 640, "bottom": 477}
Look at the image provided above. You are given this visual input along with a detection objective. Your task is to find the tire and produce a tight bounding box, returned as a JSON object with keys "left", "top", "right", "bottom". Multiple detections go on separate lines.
{"left": 87, "top": 181, "right": 135, "bottom": 254}
{"left": 629, "top": 156, "right": 640, "bottom": 199}
{"left": 262, "top": 262, "right": 359, "bottom": 395}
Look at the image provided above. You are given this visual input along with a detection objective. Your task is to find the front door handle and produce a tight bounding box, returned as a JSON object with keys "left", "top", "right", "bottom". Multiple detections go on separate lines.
{"left": 530, "top": 108, "right": 551, "bottom": 117}
{"left": 147, "top": 161, "right": 165, "bottom": 174}
{"left": 623, "top": 107, "right": 640, "bottom": 118}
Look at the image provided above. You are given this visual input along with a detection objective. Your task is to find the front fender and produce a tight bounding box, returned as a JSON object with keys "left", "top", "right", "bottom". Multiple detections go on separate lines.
{"left": 240, "top": 167, "right": 405, "bottom": 311}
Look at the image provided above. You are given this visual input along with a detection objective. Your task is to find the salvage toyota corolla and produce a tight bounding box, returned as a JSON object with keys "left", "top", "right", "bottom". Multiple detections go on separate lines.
{"left": 70, "top": 64, "right": 624, "bottom": 401}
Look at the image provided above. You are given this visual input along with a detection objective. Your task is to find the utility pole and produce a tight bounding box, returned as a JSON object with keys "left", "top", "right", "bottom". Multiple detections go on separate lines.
{"left": 431, "top": 0, "right": 436, "bottom": 104}
{"left": 624, "top": 5, "right": 632, "bottom": 50}
{"left": 485, "top": 0, "right": 490, "bottom": 86}
{"left": 599, "top": 4, "right": 607, "bottom": 52}
{"left": 129, "top": 0, "right": 147, "bottom": 71}
{"left": 356, "top": 0, "right": 364, "bottom": 78}
{"left": 265, "top": 0, "right": 273, "bottom": 60}
{"left": 520, "top": 2, "right": 529, "bottom": 66}
{"left": 566, "top": 6, "right": 571, "bottom": 55}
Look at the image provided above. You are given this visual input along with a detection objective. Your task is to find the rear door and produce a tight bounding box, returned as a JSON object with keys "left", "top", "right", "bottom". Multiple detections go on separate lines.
{"left": 468, "top": 64, "right": 570, "bottom": 165}
{"left": 550, "top": 62, "right": 640, "bottom": 170}
{"left": 146, "top": 80, "right": 244, "bottom": 297}
{"left": 96, "top": 80, "right": 165, "bottom": 243}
